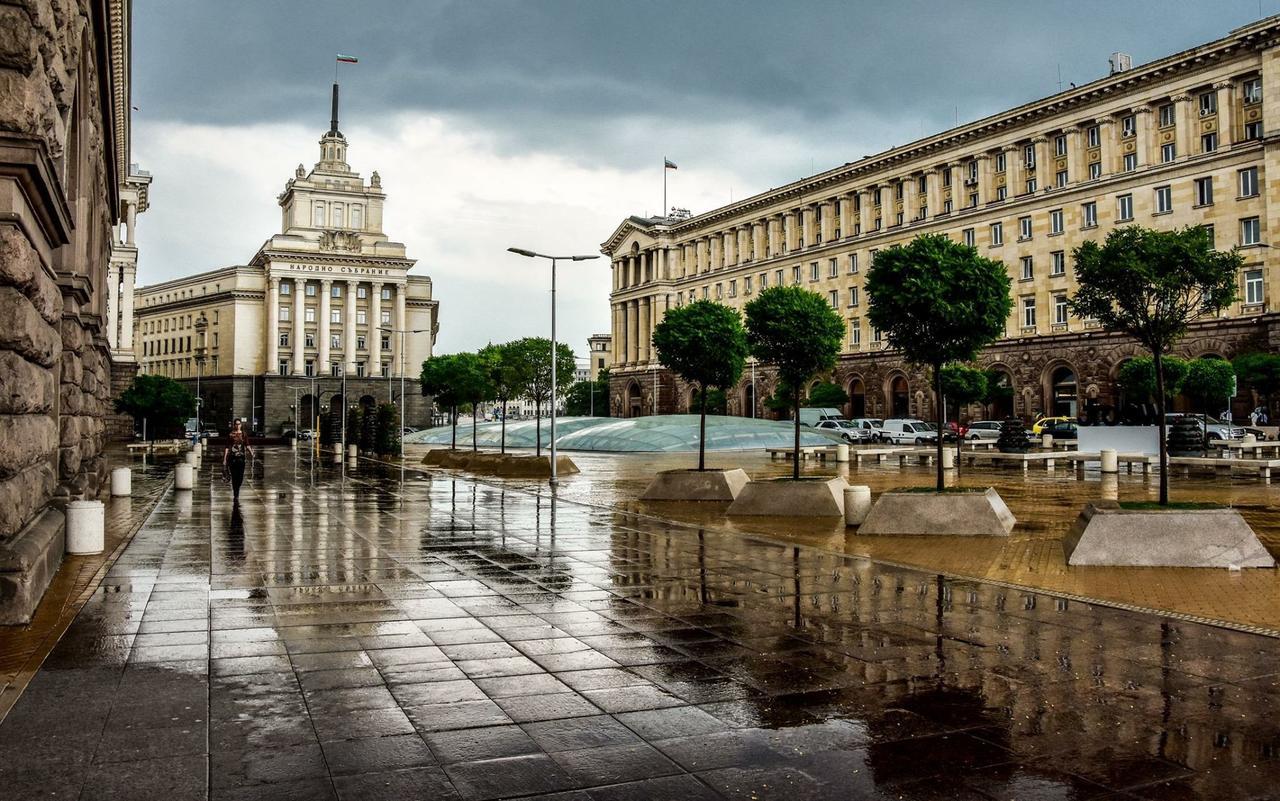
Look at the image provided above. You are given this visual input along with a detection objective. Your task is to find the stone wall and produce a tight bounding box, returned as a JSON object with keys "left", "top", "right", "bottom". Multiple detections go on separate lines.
{"left": 0, "top": 0, "right": 126, "bottom": 622}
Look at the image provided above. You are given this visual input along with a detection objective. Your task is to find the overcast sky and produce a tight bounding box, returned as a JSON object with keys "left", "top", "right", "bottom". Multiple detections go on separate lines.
{"left": 132, "top": 0, "right": 1274, "bottom": 358}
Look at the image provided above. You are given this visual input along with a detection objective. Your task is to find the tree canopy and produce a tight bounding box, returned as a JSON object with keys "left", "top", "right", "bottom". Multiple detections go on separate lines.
{"left": 114, "top": 374, "right": 196, "bottom": 439}
{"left": 654, "top": 300, "right": 749, "bottom": 470}
{"left": 940, "top": 364, "right": 988, "bottom": 410}
{"left": 1117, "top": 356, "right": 1189, "bottom": 402}
{"left": 1182, "top": 357, "right": 1236, "bottom": 414}
{"left": 803, "top": 382, "right": 849, "bottom": 408}
{"left": 744, "top": 285, "right": 844, "bottom": 479}
{"left": 1234, "top": 352, "right": 1280, "bottom": 402}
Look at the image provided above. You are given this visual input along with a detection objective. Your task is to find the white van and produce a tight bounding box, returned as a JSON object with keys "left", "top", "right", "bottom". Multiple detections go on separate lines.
{"left": 881, "top": 419, "right": 939, "bottom": 444}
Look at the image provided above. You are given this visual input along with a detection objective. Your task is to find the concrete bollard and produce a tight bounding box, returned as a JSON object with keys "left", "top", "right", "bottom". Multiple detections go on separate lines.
{"left": 290, "top": 437, "right": 298, "bottom": 450}
{"left": 184, "top": 450, "right": 198, "bottom": 468}
{"left": 1041, "top": 434, "right": 1053, "bottom": 450}
{"left": 941, "top": 448, "right": 956, "bottom": 470}
{"left": 1101, "top": 474, "right": 1119, "bottom": 501}
{"left": 1244, "top": 433, "right": 1257, "bottom": 445}
{"left": 110, "top": 467, "right": 131, "bottom": 497}
{"left": 332, "top": 449, "right": 343, "bottom": 464}
{"left": 836, "top": 444, "right": 850, "bottom": 462}
{"left": 175, "top": 463, "right": 194, "bottom": 489}
{"left": 66, "top": 500, "right": 105, "bottom": 555}
{"left": 844, "top": 485, "right": 872, "bottom": 527}
{"left": 1100, "top": 448, "right": 1118, "bottom": 474}
{"left": 348, "top": 444, "right": 358, "bottom": 459}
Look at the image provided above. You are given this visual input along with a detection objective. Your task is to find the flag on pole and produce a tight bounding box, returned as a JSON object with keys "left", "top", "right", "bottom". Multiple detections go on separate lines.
{"left": 664, "top": 159, "right": 678, "bottom": 170}
{"left": 336, "top": 54, "right": 359, "bottom": 63}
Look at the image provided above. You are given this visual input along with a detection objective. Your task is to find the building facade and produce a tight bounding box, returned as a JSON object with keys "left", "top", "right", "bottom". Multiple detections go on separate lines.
{"left": 0, "top": 0, "right": 137, "bottom": 621}
{"left": 132, "top": 88, "right": 438, "bottom": 432}
{"left": 586, "top": 333, "right": 612, "bottom": 381}
{"left": 603, "top": 18, "right": 1280, "bottom": 423}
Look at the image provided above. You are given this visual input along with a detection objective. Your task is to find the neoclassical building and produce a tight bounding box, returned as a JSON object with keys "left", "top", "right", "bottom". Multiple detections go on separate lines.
{"left": 132, "top": 86, "right": 438, "bottom": 432}
{"left": 603, "top": 17, "right": 1280, "bottom": 423}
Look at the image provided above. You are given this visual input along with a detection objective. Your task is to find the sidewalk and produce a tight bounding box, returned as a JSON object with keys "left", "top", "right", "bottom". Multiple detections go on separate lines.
{"left": 1, "top": 449, "right": 1278, "bottom": 800}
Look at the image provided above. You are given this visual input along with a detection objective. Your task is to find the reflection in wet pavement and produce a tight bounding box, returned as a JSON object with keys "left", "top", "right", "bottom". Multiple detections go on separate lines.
{"left": 1, "top": 448, "right": 1278, "bottom": 800}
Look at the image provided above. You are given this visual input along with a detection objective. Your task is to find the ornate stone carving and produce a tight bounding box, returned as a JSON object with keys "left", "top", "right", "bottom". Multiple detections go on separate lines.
{"left": 318, "top": 230, "right": 361, "bottom": 252}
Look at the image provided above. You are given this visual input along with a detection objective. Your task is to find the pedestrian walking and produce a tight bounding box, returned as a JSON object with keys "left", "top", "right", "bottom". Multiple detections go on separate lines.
{"left": 222, "top": 418, "right": 254, "bottom": 502}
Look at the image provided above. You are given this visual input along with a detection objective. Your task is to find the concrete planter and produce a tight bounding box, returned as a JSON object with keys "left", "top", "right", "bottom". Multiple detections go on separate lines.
{"left": 641, "top": 468, "right": 749, "bottom": 502}
{"left": 1063, "top": 501, "right": 1275, "bottom": 568}
{"left": 727, "top": 477, "right": 847, "bottom": 517}
{"left": 859, "top": 488, "right": 1015, "bottom": 536}
{"left": 424, "top": 450, "right": 580, "bottom": 478}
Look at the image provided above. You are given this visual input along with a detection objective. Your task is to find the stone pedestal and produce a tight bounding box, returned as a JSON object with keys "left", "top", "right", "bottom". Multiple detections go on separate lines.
{"left": 727, "top": 477, "right": 847, "bottom": 517}
{"left": 1064, "top": 501, "right": 1275, "bottom": 567}
{"left": 641, "top": 469, "right": 749, "bottom": 502}
{"left": 859, "top": 488, "right": 1015, "bottom": 536}
{"left": 65, "top": 500, "right": 104, "bottom": 555}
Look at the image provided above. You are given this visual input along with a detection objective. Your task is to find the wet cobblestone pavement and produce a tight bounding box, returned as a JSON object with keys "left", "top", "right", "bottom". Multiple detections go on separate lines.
{"left": 3, "top": 449, "right": 1280, "bottom": 800}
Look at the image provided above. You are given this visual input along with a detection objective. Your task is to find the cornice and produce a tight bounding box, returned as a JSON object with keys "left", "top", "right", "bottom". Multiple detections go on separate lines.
{"left": 0, "top": 135, "right": 74, "bottom": 248}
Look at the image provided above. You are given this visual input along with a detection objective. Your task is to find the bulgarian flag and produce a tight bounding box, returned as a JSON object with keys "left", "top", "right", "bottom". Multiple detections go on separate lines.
{"left": 336, "top": 54, "right": 359, "bottom": 64}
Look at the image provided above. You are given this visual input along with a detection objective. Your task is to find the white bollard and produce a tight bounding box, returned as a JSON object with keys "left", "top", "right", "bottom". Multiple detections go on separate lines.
{"left": 66, "top": 500, "right": 105, "bottom": 555}
{"left": 1100, "top": 448, "right": 1118, "bottom": 474}
{"left": 1041, "top": 434, "right": 1053, "bottom": 450}
{"left": 941, "top": 448, "right": 956, "bottom": 470}
{"left": 836, "top": 444, "right": 850, "bottom": 462}
{"left": 1244, "top": 433, "right": 1257, "bottom": 445}
{"left": 348, "top": 444, "right": 358, "bottom": 459}
{"left": 332, "top": 449, "right": 343, "bottom": 464}
{"left": 175, "top": 463, "right": 194, "bottom": 489}
{"left": 290, "top": 437, "right": 298, "bottom": 450}
{"left": 110, "top": 467, "right": 131, "bottom": 497}
{"left": 184, "top": 450, "right": 197, "bottom": 467}
{"left": 844, "top": 485, "right": 872, "bottom": 527}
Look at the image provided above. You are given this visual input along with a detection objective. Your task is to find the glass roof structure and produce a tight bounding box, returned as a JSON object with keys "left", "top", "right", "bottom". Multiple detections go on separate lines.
{"left": 403, "top": 414, "right": 841, "bottom": 453}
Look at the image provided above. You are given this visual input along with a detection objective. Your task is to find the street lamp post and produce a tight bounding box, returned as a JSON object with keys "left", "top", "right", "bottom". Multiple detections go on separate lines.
{"left": 507, "top": 248, "right": 600, "bottom": 485}
{"left": 379, "top": 326, "right": 430, "bottom": 472}
{"left": 193, "top": 314, "right": 208, "bottom": 440}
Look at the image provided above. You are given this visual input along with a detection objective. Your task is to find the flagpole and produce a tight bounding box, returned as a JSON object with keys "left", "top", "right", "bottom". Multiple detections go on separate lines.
{"left": 662, "top": 157, "right": 667, "bottom": 220}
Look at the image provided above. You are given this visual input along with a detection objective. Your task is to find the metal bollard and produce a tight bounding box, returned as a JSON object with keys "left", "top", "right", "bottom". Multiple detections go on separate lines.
{"left": 1100, "top": 448, "right": 1118, "bottom": 474}
{"left": 175, "top": 463, "right": 194, "bottom": 489}
{"left": 110, "top": 467, "right": 132, "bottom": 497}
{"left": 66, "top": 500, "right": 105, "bottom": 554}
{"left": 836, "top": 444, "right": 850, "bottom": 462}
{"left": 844, "top": 485, "right": 872, "bottom": 527}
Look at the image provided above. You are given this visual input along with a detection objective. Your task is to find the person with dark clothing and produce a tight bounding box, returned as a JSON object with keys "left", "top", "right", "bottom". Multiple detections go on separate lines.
{"left": 222, "top": 418, "right": 254, "bottom": 501}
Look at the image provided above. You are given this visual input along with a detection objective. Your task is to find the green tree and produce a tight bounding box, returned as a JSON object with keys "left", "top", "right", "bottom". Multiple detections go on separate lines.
{"left": 803, "top": 382, "right": 849, "bottom": 408}
{"left": 1183, "top": 357, "right": 1235, "bottom": 415}
{"left": 692, "top": 387, "right": 727, "bottom": 415}
{"left": 744, "top": 286, "right": 844, "bottom": 479}
{"left": 1233, "top": 352, "right": 1280, "bottom": 414}
{"left": 508, "top": 337, "right": 575, "bottom": 456}
{"left": 114, "top": 374, "right": 196, "bottom": 440}
{"left": 941, "top": 364, "right": 988, "bottom": 423}
{"left": 1117, "top": 356, "right": 1189, "bottom": 406}
{"left": 420, "top": 354, "right": 463, "bottom": 449}
{"left": 866, "top": 233, "right": 1013, "bottom": 491}
{"left": 653, "top": 300, "right": 749, "bottom": 470}
{"left": 564, "top": 369, "right": 611, "bottom": 417}
{"left": 1070, "top": 225, "right": 1240, "bottom": 504}
{"left": 480, "top": 342, "right": 525, "bottom": 453}
{"left": 374, "top": 402, "right": 400, "bottom": 456}
{"left": 450, "top": 352, "right": 495, "bottom": 453}
{"left": 345, "top": 406, "right": 363, "bottom": 453}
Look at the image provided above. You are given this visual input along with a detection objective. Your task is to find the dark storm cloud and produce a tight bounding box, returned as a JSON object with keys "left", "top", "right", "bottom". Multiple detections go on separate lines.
{"left": 136, "top": 0, "right": 1267, "bottom": 182}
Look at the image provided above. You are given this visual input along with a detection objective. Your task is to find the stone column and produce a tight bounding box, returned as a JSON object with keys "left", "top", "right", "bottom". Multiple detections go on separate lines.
{"left": 1173, "top": 93, "right": 1193, "bottom": 160}
{"left": 393, "top": 283, "right": 406, "bottom": 375}
{"left": 120, "top": 265, "right": 135, "bottom": 352}
{"left": 267, "top": 276, "right": 280, "bottom": 374}
{"left": 977, "top": 155, "right": 994, "bottom": 206}
{"left": 1097, "top": 118, "right": 1117, "bottom": 176}
{"left": 1004, "top": 147, "right": 1022, "bottom": 197}
{"left": 126, "top": 201, "right": 137, "bottom": 245}
{"left": 902, "top": 177, "right": 918, "bottom": 224}
{"left": 767, "top": 218, "right": 780, "bottom": 256}
{"left": 292, "top": 278, "right": 305, "bottom": 375}
{"left": 628, "top": 300, "right": 640, "bottom": 363}
{"left": 612, "top": 303, "right": 623, "bottom": 364}
{"left": 1064, "top": 126, "right": 1082, "bottom": 185}
{"left": 752, "top": 222, "right": 765, "bottom": 259}
{"left": 637, "top": 297, "right": 648, "bottom": 363}
{"left": 1032, "top": 138, "right": 1050, "bottom": 190}
{"left": 369, "top": 281, "right": 383, "bottom": 375}
{"left": 1133, "top": 107, "right": 1152, "bottom": 168}
{"left": 344, "top": 280, "right": 358, "bottom": 374}
{"left": 318, "top": 278, "right": 332, "bottom": 372}
{"left": 1215, "top": 80, "right": 1236, "bottom": 146}
{"left": 925, "top": 171, "right": 941, "bottom": 218}
{"left": 859, "top": 189, "right": 873, "bottom": 234}
{"left": 105, "top": 262, "right": 120, "bottom": 349}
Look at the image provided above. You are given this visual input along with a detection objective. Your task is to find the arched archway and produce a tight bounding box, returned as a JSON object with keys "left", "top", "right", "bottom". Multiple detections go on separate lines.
{"left": 298, "top": 394, "right": 319, "bottom": 431}
{"left": 847, "top": 376, "right": 866, "bottom": 418}
{"left": 886, "top": 374, "right": 910, "bottom": 418}
{"left": 1048, "top": 365, "right": 1078, "bottom": 418}
{"left": 986, "top": 367, "right": 1014, "bottom": 419}
{"left": 625, "top": 381, "right": 643, "bottom": 418}
{"left": 743, "top": 382, "right": 757, "bottom": 418}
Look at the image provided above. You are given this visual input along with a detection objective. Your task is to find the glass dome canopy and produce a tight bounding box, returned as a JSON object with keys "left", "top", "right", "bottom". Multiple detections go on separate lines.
{"left": 403, "top": 414, "right": 841, "bottom": 453}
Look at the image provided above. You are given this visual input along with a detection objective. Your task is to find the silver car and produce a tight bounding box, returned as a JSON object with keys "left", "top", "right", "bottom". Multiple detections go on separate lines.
{"left": 1165, "top": 414, "right": 1244, "bottom": 440}
{"left": 814, "top": 419, "right": 868, "bottom": 443}
{"left": 847, "top": 418, "right": 885, "bottom": 441}
{"left": 965, "top": 420, "right": 1004, "bottom": 441}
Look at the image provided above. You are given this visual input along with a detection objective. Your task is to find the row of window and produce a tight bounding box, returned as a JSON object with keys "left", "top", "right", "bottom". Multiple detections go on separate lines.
{"left": 142, "top": 334, "right": 218, "bottom": 357}
{"left": 277, "top": 332, "right": 392, "bottom": 351}
{"left": 311, "top": 200, "right": 364, "bottom": 230}
{"left": 142, "top": 310, "right": 219, "bottom": 335}
{"left": 280, "top": 282, "right": 393, "bottom": 299}
{"left": 281, "top": 360, "right": 388, "bottom": 379}
{"left": 277, "top": 306, "right": 394, "bottom": 324}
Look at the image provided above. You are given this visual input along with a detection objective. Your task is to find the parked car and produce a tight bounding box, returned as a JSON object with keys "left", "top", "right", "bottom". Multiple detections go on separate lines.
{"left": 297, "top": 429, "right": 315, "bottom": 441}
{"left": 813, "top": 419, "right": 867, "bottom": 443}
{"left": 401, "top": 427, "right": 418, "bottom": 436}
{"left": 847, "top": 418, "right": 884, "bottom": 441}
{"left": 1031, "top": 415, "right": 1072, "bottom": 434}
{"left": 1164, "top": 414, "right": 1244, "bottom": 440}
{"left": 798, "top": 407, "right": 845, "bottom": 427}
{"left": 1039, "top": 420, "right": 1078, "bottom": 440}
{"left": 965, "top": 420, "right": 1005, "bottom": 441}
{"left": 881, "top": 419, "right": 939, "bottom": 445}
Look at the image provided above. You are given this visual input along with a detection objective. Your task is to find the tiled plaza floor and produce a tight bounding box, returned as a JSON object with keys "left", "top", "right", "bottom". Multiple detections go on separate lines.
{"left": 2, "top": 449, "right": 1279, "bottom": 800}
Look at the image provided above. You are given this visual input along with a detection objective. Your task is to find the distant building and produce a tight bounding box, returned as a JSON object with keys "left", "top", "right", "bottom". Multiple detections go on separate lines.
{"left": 131, "top": 86, "right": 438, "bottom": 432}
{"left": 586, "top": 333, "right": 612, "bottom": 381}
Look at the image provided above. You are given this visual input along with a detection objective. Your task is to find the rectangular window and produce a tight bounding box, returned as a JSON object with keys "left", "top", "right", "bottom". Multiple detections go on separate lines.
{"left": 279, "top": 360, "right": 290, "bottom": 375}
{"left": 848, "top": 253, "right": 858, "bottom": 273}
{"left": 1240, "top": 167, "right": 1259, "bottom": 198}
{"left": 279, "top": 306, "right": 290, "bottom": 322}
{"left": 1159, "top": 103, "right": 1176, "bottom": 127}
{"left": 1054, "top": 295, "right": 1069, "bottom": 325}
{"left": 895, "top": 211, "right": 904, "bottom": 226}
{"left": 380, "top": 310, "right": 391, "bottom": 325}
{"left": 1055, "top": 169, "right": 1068, "bottom": 188}
{"left": 1199, "top": 92, "right": 1217, "bottom": 115}
{"left": 828, "top": 258, "right": 838, "bottom": 278}
{"left": 1244, "top": 77, "right": 1263, "bottom": 104}
{"left": 996, "top": 186, "right": 1007, "bottom": 201}
{"left": 380, "top": 336, "right": 391, "bottom": 351}
{"left": 760, "top": 272, "right": 768, "bottom": 289}
{"left": 1155, "top": 185, "right": 1172, "bottom": 214}
{"left": 1195, "top": 177, "right": 1214, "bottom": 206}
{"left": 1117, "top": 194, "right": 1133, "bottom": 222}
{"left": 280, "top": 282, "right": 291, "bottom": 295}
{"left": 871, "top": 327, "right": 882, "bottom": 344}
{"left": 990, "top": 222, "right": 1003, "bottom": 246}
{"left": 331, "top": 362, "right": 340, "bottom": 377}
{"left": 331, "top": 285, "right": 342, "bottom": 298}
{"left": 1246, "top": 120, "right": 1264, "bottom": 140}
{"left": 380, "top": 364, "right": 389, "bottom": 378}
{"left": 351, "top": 205, "right": 363, "bottom": 229}
{"left": 962, "top": 228, "right": 975, "bottom": 247}
{"left": 330, "top": 334, "right": 340, "bottom": 349}
{"left": 728, "top": 280, "right": 737, "bottom": 298}
{"left": 1050, "top": 209, "right": 1064, "bottom": 234}
{"left": 792, "top": 265, "right": 801, "bottom": 284}
{"left": 1121, "top": 115, "right": 1136, "bottom": 136}
{"left": 1241, "top": 216, "right": 1262, "bottom": 246}
{"left": 995, "top": 152, "right": 1006, "bottom": 172}
{"left": 968, "top": 192, "right": 978, "bottom": 208}
{"left": 304, "top": 307, "right": 315, "bottom": 323}
{"left": 1205, "top": 224, "right": 1216, "bottom": 248}
{"left": 943, "top": 199, "right": 953, "bottom": 214}
{"left": 357, "top": 286, "right": 367, "bottom": 299}
{"left": 1024, "top": 144, "right": 1036, "bottom": 168}
{"left": 1021, "top": 256, "right": 1034, "bottom": 280}
{"left": 1025, "top": 178, "right": 1037, "bottom": 194}
{"left": 381, "top": 287, "right": 392, "bottom": 300}
{"left": 1202, "top": 132, "right": 1218, "bottom": 153}
{"left": 304, "top": 360, "right": 314, "bottom": 378}
{"left": 714, "top": 283, "right": 723, "bottom": 300}
{"left": 828, "top": 290, "right": 839, "bottom": 308}
{"left": 356, "top": 310, "right": 367, "bottom": 325}
{"left": 810, "top": 262, "right": 820, "bottom": 281}
{"left": 1051, "top": 251, "right": 1066, "bottom": 276}
{"left": 356, "top": 362, "right": 366, "bottom": 378}
{"left": 1161, "top": 142, "right": 1176, "bottom": 163}
{"left": 850, "top": 320, "right": 861, "bottom": 346}
{"left": 1019, "top": 216, "right": 1032, "bottom": 240}
{"left": 775, "top": 269, "right": 783, "bottom": 286}
{"left": 305, "top": 283, "right": 316, "bottom": 296}
{"left": 357, "top": 335, "right": 366, "bottom": 350}
{"left": 1088, "top": 162, "right": 1102, "bottom": 181}
{"left": 278, "top": 333, "right": 289, "bottom": 347}
{"left": 1245, "top": 269, "right": 1264, "bottom": 305}
{"left": 1123, "top": 153, "right": 1137, "bottom": 172}
{"left": 1022, "top": 297, "right": 1037, "bottom": 329}
{"left": 313, "top": 203, "right": 325, "bottom": 227}
{"left": 330, "top": 310, "right": 341, "bottom": 324}
{"left": 1087, "top": 125, "right": 1100, "bottom": 148}
{"left": 744, "top": 275, "right": 753, "bottom": 294}
{"left": 332, "top": 203, "right": 345, "bottom": 228}
{"left": 304, "top": 333, "right": 315, "bottom": 348}
{"left": 968, "top": 161, "right": 978, "bottom": 181}
{"left": 1055, "top": 135, "right": 1067, "bottom": 157}
{"left": 848, "top": 286, "right": 859, "bottom": 307}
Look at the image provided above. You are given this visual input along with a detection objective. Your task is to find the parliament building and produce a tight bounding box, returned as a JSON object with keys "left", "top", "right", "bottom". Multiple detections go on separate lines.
{"left": 132, "top": 87, "right": 438, "bottom": 433}
{"left": 602, "top": 18, "right": 1280, "bottom": 423}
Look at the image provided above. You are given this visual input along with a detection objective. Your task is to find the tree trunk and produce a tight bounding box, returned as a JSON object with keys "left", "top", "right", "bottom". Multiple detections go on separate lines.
{"left": 792, "top": 387, "right": 801, "bottom": 481}
{"left": 934, "top": 364, "right": 944, "bottom": 492}
{"left": 450, "top": 404, "right": 457, "bottom": 450}
{"left": 472, "top": 402, "right": 478, "bottom": 453}
{"left": 500, "top": 400, "right": 507, "bottom": 454}
{"left": 535, "top": 400, "right": 542, "bottom": 456}
{"left": 698, "top": 384, "right": 707, "bottom": 471}
{"left": 1154, "top": 350, "right": 1169, "bottom": 505}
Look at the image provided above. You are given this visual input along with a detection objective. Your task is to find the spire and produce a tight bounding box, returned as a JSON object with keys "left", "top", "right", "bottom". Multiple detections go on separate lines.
{"left": 329, "top": 82, "right": 341, "bottom": 135}
{"left": 317, "top": 82, "right": 349, "bottom": 171}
